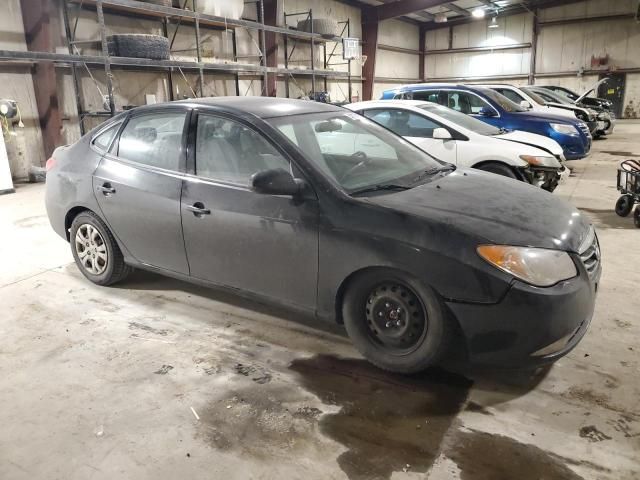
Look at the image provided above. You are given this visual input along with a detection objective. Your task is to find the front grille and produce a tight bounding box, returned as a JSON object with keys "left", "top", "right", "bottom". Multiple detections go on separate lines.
{"left": 578, "top": 227, "right": 600, "bottom": 277}
{"left": 578, "top": 122, "right": 590, "bottom": 136}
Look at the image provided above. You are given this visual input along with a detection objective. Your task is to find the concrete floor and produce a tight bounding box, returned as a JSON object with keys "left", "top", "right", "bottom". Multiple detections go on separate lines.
{"left": 1, "top": 124, "right": 639, "bottom": 480}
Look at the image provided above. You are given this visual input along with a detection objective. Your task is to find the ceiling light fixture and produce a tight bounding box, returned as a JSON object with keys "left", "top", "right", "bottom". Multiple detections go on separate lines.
{"left": 472, "top": 8, "right": 485, "bottom": 18}
{"left": 435, "top": 13, "right": 448, "bottom": 23}
{"left": 488, "top": 16, "right": 499, "bottom": 28}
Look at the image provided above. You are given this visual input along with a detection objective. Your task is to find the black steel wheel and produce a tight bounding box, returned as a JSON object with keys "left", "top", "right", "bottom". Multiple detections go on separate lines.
{"left": 634, "top": 207, "right": 640, "bottom": 228}
{"left": 615, "top": 195, "right": 634, "bottom": 217}
{"left": 365, "top": 282, "right": 427, "bottom": 354}
{"left": 342, "top": 269, "right": 450, "bottom": 373}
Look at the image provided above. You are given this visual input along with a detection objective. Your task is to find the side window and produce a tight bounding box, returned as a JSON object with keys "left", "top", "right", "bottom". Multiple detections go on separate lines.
{"left": 118, "top": 112, "right": 186, "bottom": 171}
{"left": 92, "top": 123, "right": 120, "bottom": 152}
{"left": 364, "top": 109, "right": 441, "bottom": 138}
{"left": 412, "top": 90, "right": 439, "bottom": 102}
{"left": 195, "top": 114, "right": 290, "bottom": 184}
{"left": 496, "top": 88, "right": 524, "bottom": 104}
{"left": 447, "top": 92, "right": 491, "bottom": 114}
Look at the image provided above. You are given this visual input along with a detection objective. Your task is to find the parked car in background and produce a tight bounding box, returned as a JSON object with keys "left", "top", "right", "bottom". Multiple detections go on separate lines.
{"left": 381, "top": 84, "right": 592, "bottom": 160}
{"left": 540, "top": 79, "right": 614, "bottom": 113}
{"left": 45, "top": 97, "right": 600, "bottom": 373}
{"left": 481, "top": 84, "right": 598, "bottom": 136}
{"left": 529, "top": 86, "right": 614, "bottom": 137}
{"left": 345, "top": 100, "right": 565, "bottom": 192}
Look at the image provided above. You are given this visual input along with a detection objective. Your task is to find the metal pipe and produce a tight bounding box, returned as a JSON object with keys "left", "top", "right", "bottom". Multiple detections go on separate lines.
{"left": 62, "top": 0, "right": 86, "bottom": 135}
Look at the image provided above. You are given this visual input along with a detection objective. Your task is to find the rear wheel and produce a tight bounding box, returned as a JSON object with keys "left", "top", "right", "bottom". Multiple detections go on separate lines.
{"left": 342, "top": 269, "right": 449, "bottom": 373}
{"left": 70, "top": 211, "right": 132, "bottom": 286}
{"left": 475, "top": 162, "right": 518, "bottom": 180}
{"left": 615, "top": 195, "right": 634, "bottom": 217}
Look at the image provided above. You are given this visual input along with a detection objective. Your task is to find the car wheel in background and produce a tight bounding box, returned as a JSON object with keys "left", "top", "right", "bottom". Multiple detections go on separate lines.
{"left": 70, "top": 211, "right": 132, "bottom": 286}
{"left": 475, "top": 162, "right": 518, "bottom": 180}
{"left": 634, "top": 208, "right": 640, "bottom": 228}
{"left": 342, "top": 269, "right": 450, "bottom": 373}
{"left": 615, "top": 195, "right": 634, "bottom": 217}
{"left": 107, "top": 34, "right": 170, "bottom": 60}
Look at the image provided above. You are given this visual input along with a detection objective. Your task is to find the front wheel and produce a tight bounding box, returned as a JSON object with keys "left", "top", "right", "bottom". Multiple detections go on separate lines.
{"left": 475, "top": 162, "right": 518, "bottom": 180}
{"left": 615, "top": 195, "right": 634, "bottom": 217}
{"left": 70, "top": 211, "right": 132, "bottom": 286}
{"left": 342, "top": 269, "right": 450, "bottom": 373}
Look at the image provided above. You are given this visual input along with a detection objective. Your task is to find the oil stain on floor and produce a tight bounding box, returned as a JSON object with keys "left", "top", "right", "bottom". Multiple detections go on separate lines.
{"left": 290, "top": 355, "right": 472, "bottom": 480}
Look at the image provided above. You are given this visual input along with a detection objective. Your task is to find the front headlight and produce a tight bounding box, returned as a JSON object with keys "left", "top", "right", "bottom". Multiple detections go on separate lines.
{"left": 550, "top": 123, "right": 578, "bottom": 135}
{"left": 477, "top": 245, "right": 577, "bottom": 287}
{"left": 519, "top": 155, "right": 561, "bottom": 168}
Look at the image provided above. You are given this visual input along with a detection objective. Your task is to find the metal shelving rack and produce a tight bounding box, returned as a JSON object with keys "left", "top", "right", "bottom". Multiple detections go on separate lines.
{"left": 0, "top": 0, "right": 352, "bottom": 135}
{"left": 282, "top": 10, "right": 353, "bottom": 101}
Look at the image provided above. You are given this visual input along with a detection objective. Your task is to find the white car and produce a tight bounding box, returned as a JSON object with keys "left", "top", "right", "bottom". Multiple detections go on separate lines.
{"left": 344, "top": 100, "right": 567, "bottom": 192}
{"left": 480, "top": 84, "right": 579, "bottom": 119}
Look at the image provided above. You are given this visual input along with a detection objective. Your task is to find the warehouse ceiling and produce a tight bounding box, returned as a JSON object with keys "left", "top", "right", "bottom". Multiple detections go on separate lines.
{"left": 350, "top": 0, "right": 588, "bottom": 27}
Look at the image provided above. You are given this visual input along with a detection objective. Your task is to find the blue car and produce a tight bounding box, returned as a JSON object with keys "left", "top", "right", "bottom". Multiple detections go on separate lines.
{"left": 381, "top": 84, "right": 592, "bottom": 160}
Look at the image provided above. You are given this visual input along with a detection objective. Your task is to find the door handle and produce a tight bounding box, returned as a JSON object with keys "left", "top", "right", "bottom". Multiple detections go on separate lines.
{"left": 186, "top": 202, "right": 211, "bottom": 216}
{"left": 97, "top": 183, "right": 116, "bottom": 195}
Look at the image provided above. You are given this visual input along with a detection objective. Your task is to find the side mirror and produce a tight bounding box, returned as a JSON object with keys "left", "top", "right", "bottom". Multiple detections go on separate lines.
{"left": 520, "top": 100, "right": 532, "bottom": 109}
{"left": 432, "top": 127, "right": 452, "bottom": 140}
{"left": 250, "top": 168, "right": 304, "bottom": 196}
{"left": 479, "top": 106, "right": 498, "bottom": 117}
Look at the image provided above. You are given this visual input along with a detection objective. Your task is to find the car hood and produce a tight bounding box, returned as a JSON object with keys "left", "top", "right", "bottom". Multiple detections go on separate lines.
{"left": 495, "top": 130, "right": 564, "bottom": 157}
{"left": 511, "top": 109, "right": 580, "bottom": 124}
{"left": 367, "top": 169, "right": 591, "bottom": 253}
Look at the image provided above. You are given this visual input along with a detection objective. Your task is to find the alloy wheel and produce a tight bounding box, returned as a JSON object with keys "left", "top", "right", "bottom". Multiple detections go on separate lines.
{"left": 74, "top": 223, "right": 108, "bottom": 275}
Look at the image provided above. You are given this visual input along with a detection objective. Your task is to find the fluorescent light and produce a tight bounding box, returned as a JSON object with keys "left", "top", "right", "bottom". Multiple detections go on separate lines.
{"left": 472, "top": 8, "right": 485, "bottom": 18}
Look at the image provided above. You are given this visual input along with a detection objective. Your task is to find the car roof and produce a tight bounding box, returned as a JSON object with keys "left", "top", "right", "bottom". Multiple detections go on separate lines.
{"left": 390, "top": 83, "right": 484, "bottom": 92}
{"left": 347, "top": 100, "right": 431, "bottom": 109}
{"left": 133, "top": 96, "right": 343, "bottom": 119}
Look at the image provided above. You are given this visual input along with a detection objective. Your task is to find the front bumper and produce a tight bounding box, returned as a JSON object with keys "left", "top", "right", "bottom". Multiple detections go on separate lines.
{"left": 446, "top": 258, "right": 600, "bottom": 367}
{"left": 522, "top": 166, "right": 561, "bottom": 192}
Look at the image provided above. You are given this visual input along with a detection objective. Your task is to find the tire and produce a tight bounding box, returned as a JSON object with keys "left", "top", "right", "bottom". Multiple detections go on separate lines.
{"left": 634, "top": 208, "right": 640, "bottom": 228}
{"left": 297, "top": 18, "right": 339, "bottom": 37}
{"left": 70, "top": 211, "right": 132, "bottom": 286}
{"left": 342, "top": 269, "right": 450, "bottom": 374}
{"left": 615, "top": 195, "right": 634, "bottom": 217}
{"left": 475, "top": 162, "right": 518, "bottom": 179}
{"left": 107, "top": 34, "right": 170, "bottom": 60}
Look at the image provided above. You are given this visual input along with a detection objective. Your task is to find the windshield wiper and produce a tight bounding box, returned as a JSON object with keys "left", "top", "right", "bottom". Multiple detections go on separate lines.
{"left": 350, "top": 184, "right": 411, "bottom": 196}
{"left": 411, "top": 164, "right": 455, "bottom": 184}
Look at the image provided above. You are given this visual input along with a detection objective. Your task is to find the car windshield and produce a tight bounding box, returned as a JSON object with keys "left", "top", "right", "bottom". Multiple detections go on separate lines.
{"left": 418, "top": 103, "right": 500, "bottom": 136}
{"left": 520, "top": 88, "right": 548, "bottom": 106}
{"left": 267, "top": 111, "right": 448, "bottom": 194}
{"left": 550, "top": 87, "right": 579, "bottom": 101}
{"left": 526, "top": 87, "right": 572, "bottom": 105}
{"left": 478, "top": 88, "right": 528, "bottom": 112}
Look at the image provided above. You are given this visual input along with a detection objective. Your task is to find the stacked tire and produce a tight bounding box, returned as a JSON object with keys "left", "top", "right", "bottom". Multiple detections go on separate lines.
{"left": 107, "top": 34, "right": 170, "bottom": 60}
{"left": 297, "top": 18, "right": 340, "bottom": 37}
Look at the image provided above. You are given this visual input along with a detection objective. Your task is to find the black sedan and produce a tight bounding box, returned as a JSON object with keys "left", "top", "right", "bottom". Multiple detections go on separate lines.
{"left": 45, "top": 98, "right": 601, "bottom": 373}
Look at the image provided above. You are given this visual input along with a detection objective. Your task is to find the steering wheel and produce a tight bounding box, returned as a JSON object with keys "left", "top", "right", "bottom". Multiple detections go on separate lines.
{"left": 339, "top": 151, "right": 372, "bottom": 183}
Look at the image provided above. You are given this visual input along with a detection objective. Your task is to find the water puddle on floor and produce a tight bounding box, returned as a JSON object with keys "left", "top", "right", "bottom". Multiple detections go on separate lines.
{"left": 289, "top": 355, "right": 472, "bottom": 479}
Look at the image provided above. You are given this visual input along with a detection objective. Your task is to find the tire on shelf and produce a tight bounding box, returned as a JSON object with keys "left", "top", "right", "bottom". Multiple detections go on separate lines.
{"left": 107, "top": 34, "right": 170, "bottom": 60}
{"left": 297, "top": 18, "right": 340, "bottom": 37}
{"left": 142, "top": 0, "right": 172, "bottom": 6}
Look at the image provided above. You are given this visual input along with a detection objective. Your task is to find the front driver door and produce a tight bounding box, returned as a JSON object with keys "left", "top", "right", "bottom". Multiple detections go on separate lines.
{"left": 362, "top": 108, "right": 457, "bottom": 164}
{"left": 181, "top": 111, "right": 319, "bottom": 310}
{"left": 93, "top": 108, "right": 190, "bottom": 274}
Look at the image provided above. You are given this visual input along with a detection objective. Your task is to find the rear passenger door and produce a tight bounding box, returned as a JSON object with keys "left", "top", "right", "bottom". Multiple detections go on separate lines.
{"left": 93, "top": 108, "right": 190, "bottom": 274}
{"left": 180, "top": 111, "right": 319, "bottom": 310}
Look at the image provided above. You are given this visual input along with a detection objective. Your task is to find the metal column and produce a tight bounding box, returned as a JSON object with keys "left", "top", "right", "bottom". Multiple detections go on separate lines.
{"left": 96, "top": 0, "right": 115, "bottom": 115}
